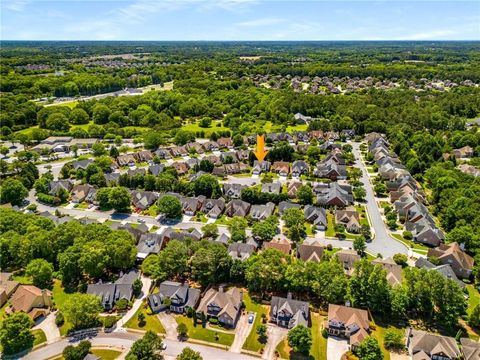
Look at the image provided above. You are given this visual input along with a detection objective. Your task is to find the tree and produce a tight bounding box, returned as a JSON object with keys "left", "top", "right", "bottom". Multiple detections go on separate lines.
{"left": 26, "top": 259, "right": 54, "bottom": 289}
{"left": 132, "top": 278, "right": 143, "bottom": 297}
{"left": 110, "top": 146, "right": 119, "bottom": 158}
{"left": 287, "top": 325, "right": 312, "bottom": 354}
{"left": 190, "top": 242, "right": 232, "bottom": 286}
{"left": 46, "top": 113, "right": 70, "bottom": 131}
{"left": 383, "top": 330, "right": 404, "bottom": 351}
{"left": 353, "top": 236, "right": 366, "bottom": 256}
{"left": 282, "top": 208, "right": 306, "bottom": 242}
{"left": 353, "top": 187, "right": 366, "bottom": 201}
{"left": 0, "top": 178, "right": 28, "bottom": 205}
{"left": 63, "top": 293, "right": 102, "bottom": 330}
{"left": 137, "top": 311, "right": 146, "bottom": 326}
{"left": 199, "top": 159, "right": 214, "bottom": 173}
{"left": 63, "top": 340, "right": 91, "bottom": 360}
{"left": 0, "top": 312, "right": 34, "bottom": 354}
{"left": 177, "top": 347, "right": 202, "bottom": 360}
{"left": 228, "top": 216, "right": 248, "bottom": 242}
{"left": 193, "top": 174, "right": 221, "bottom": 198}
{"left": 198, "top": 117, "right": 212, "bottom": 128}
{"left": 174, "top": 130, "right": 195, "bottom": 145}
{"left": 108, "top": 187, "right": 131, "bottom": 212}
{"left": 92, "top": 142, "right": 106, "bottom": 156}
{"left": 143, "top": 131, "right": 167, "bottom": 150}
{"left": 373, "top": 182, "right": 387, "bottom": 196}
{"left": 233, "top": 134, "right": 244, "bottom": 147}
{"left": 201, "top": 223, "right": 219, "bottom": 239}
{"left": 150, "top": 240, "right": 189, "bottom": 281}
{"left": 296, "top": 185, "right": 314, "bottom": 205}
{"left": 354, "top": 337, "right": 383, "bottom": 360}
{"left": 126, "top": 330, "right": 164, "bottom": 360}
{"left": 92, "top": 104, "right": 111, "bottom": 124}
{"left": 177, "top": 323, "right": 188, "bottom": 338}
{"left": 157, "top": 195, "right": 182, "bottom": 219}
{"left": 70, "top": 108, "right": 89, "bottom": 124}
{"left": 256, "top": 324, "right": 268, "bottom": 344}
{"left": 252, "top": 219, "right": 277, "bottom": 241}
{"left": 245, "top": 249, "right": 289, "bottom": 293}
{"left": 393, "top": 253, "right": 408, "bottom": 266}
{"left": 469, "top": 304, "right": 480, "bottom": 329}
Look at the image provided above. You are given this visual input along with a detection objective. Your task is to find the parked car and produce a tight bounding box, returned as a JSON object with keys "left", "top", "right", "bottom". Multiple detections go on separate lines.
{"left": 248, "top": 314, "right": 254, "bottom": 324}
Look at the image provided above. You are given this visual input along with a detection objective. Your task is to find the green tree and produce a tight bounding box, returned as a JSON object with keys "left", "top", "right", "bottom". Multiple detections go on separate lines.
{"left": 353, "top": 187, "right": 366, "bottom": 201}
{"left": 151, "top": 240, "right": 189, "bottom": 281}
{"left": 63, "top": 293, "right": 102, "bottom": 330}
{"left": 198, "top": 117, "right": 212, "bottom": 128}
{"left": 252, "top": 219, "right": 277, "bottom": 241}
{"left": 46, "top": 113, "right": 70, "bottom": 131}
{"left": 0, "top": 178, "right": 28, "bottom": 205}
{"left": 287, "top": 325, "right": 312, "bottom": 354}
{"left": 108, "top": 187, "right": 131, "bottom": 212}
{"left": 70, "top": 108, "right": 90, "bottom": 125}
{"left": 177, "top": 323, "right": 188, "bottom": 338}
{"left": 177, "top": 347, "right": 202, "bottom": 360}
{"left": 157, "top": 195, "right": 182, "bottom": 219}
{"left": 353, "top": 236, "right": 366, "bottom": 256}
{"left": 469, "top": 304, "right": 480, "bottom": 329}
{"left": 174, "top": 130, "right": 195, "bottom": 145}
{"left": 190, "top": 242, "right": 232, "bottom": 286}
{"left": 354, "top": 337, "right": 383, "bottom": 360}
{"left": 92, "top": 104, "right": 111, "bottom": 124}
{"left": 282, "top": 208, "right": 306, "bottom": 242}
{"left": 383, "top": 330, "right": 404, "bottom": 351}
{"left": 126, "top": 331, "right": 164, "bottom": 360}
{"left": 63, "top": 340, "right": 91, "bottom": 360}
{"left": 26, "top": 258, "right": 54, "bottom": 289}
{"left": 201, "top": 223, "right": 219, "bottom": 239}
{"left": 0, "top": 312, "right": 34, "bottom": 355}
{"left": 296, "top": 185, "right": 314, "bottom": 205}
{"left": 228, "top": 216, "right": 248, "bottom": 242}
{"left": 92, "top": 142, "right": 106, "bottom": 157}
{"left": 110, "top": 145, "right": 120, "bottom": 158}
{"left": 193, "top": 174, "right": 221, "bottom": 198}
{"left": 245, "top": 249, "right": 289, "bottom": 293}
{"left": 256, "top": 324, "right": 268, "bottom": 344}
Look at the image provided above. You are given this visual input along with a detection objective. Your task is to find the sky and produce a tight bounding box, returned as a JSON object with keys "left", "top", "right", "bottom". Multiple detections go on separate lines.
{"left": 1, "top": 0, "right": 479, "bottom": 41}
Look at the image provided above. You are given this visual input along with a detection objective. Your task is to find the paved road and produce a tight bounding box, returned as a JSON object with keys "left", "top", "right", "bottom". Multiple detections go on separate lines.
{"left": 351, "top": 143, "right": 408, "bottom": 257}
{"left": 22, "top": 332, "right": 258, "bottom": 360}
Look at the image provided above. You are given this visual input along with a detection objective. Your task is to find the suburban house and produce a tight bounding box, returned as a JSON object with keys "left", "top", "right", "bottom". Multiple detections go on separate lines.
{"left": 270, "top": 293, "right": 310, "bottom": 328}
{"left": 460, "top": 338, "right": 480, "bottom": 360}
{"left": 72, "top": 159, "right": 93, "bottom": 171}
{"left": 70, "top": 184, "right": 95, "bottom": 203}
{"left": 181, "top": 196, "right": 205, "bottom": 216}
{"left": 172, "top": 162, "right": 189, "bottom": 175}
{"left": 314, "top": 159, "right": 347, "bottom": 180}
{"left": 371, "top": 257, "right": 402, "bottom": 286}
{"left": 127, "top": 168, "right": 146, "bottom": 177}
{"left": 154, "top": 148, "right": 172, "bottom": 160}
{"left": 217, "top": 137, "right": 233, "bottom": 149}
{"left": 204, "top": 155, "right": 222, "bottom": 166}
{"left": 228, "top": 242, "right": 256, "bottom": 261}
{"left": 186, "top": 142, "right": 205, "bottom": 154}
{"left": 68, "top": 138, "right": 98, "bottom": 149}
{"left": 279, "top": 201, "right": 302, "bottom": 215}
{"left": 223, "top": 184, "right": 247, "bottom": 198}
{"left": 225, "top": 199, "right": 251, "bottom": 217}
{"left": 249, "top": 202, "right": 275, "bottom": 220}
{"left": 203, "top": 141, "right": 219, "bottom": 152}
{"left": 117, "top": 154, "right": 136, "bottom": 167}
{"left": 336, "top": 249, "right": 361, "bottom": 276}
{"left": 87, "top": 270, "right": 139, "bottom": 310}
{"left": 147, "top": 281, "right": 201, "bottom": 314}
{"left": 49, "top": 180, "right": 74, "bottom": 196}
{"left": 220, "top": 151, "right": 239, "bottom": 163}
{"left": 415, "top": 258, "right": 465, "bottom": 289}
{"left": 131, "top": 190, "right": 158, "bottom": 211}
{"left": 252, "top": 160, "right": 271, "bottom": 175}
{"left": 271, "top": 161, "right": 290, "bottom": 176}
{"left": 104, "top": 173, "right": 120, "bottom": 186}
{"left": 200, "top": 198, "right": 225, "bottom": 219}
{"left": 163, "top": 227, "right": 202, "bottom": 242}
{"left": 149, "top": 164, "right": 165, "bottom": 176}
{"left": 452, "top": 145, "right": 474, "bottom": 159}
{"left": 136, "top": 233, "right": 164, "bottom": 260}
{"left": 291, "top": 160, "right": 309, "bottom": 177}
{"left": 134, "top": 150, "right": 153, "bottom": 162}
{"left": 297, "top": 242, "right": 324, "bottom": 262}
{"left": 335, "top": 207, "right": 361, "bottom": 233}
{"left": 197, "top": 286, "right": 243, "bottom": 328}
{"left": 326, "top": 304, "right": 370, "bottom": 350}
{"left": 315, "top": 183, "right": 353, "bottom": 207}
{"left": 169, "top": 146, "right": 188, "bottom": 157}
{"left": 427, "top": 242, "right": 474, "bottom": 279}
{"left": 0, "top": 273, "right": 19, "bottom": 307}
{"left": 294, "top": 112, "right": 312, "bottom": 124}
{"left": 8, "top": 285, "right": 53, "bottom": 320}
{"left": 304, "top": 205, "right": 327, "bottom": 230}
{"left": 261, "top": 182, "right": 281, "bottom": 194}
{"left": 287, "top": 181, "right": 303, "bottom": 198}
{"left": 406, "top": 329, "right": 461, "bottom": 360}
{"left": 263, "top": 239, "right": 292, "bottom": 255}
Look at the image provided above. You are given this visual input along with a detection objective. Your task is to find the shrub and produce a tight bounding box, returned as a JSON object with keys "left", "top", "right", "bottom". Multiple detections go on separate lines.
{"left": 403, "top": 231, "right": 413, "bottom": 240}
{"left": 383, "top": 330, "right": 404, "bottom": 350}
{"left": 55, "top": 311, "right": 65, "bottom": 327}
{"left": 393, "top": 253, "right": 408, "bottom": 266}
{"left": 115, "top": 298, "right": 128, "bottom": 311}
{"left": 103, "top": 316, "right": 117, "bottom": 329}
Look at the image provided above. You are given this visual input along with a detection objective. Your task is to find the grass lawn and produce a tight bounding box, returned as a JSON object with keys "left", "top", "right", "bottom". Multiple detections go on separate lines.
{"left": 214, "top": 215, "right": 230, "bottom": 225}
{"left": 390, "top": 234, "right": 428, "bottom": 254}
{"left": 467, "top": 285, "right": 480, "bottom": 315}
{"left": 12, "top": 274, "right": 33, "bottom": 284}
{"left": 51, "top": 279, "right": 76, "bottom": 335}
{"left": 91, "top": 348, "right": 122, "bottom": 360}
{"left": 242, "top": 292, "right": 269, "bottom": 353}
{"left": 310, "top": 313, "right": 327, "bottom": 360}
{"left": 286, "top": 124, "right": 308, "bottom": 132}
{"left": 372, "top": 319, "right": 405, "bottom": 360}
{"left": 175, "top": 315, "right": 235, "bottom": 347}
{"left": 305, "top": 223, "right": 314, "bottom": 236}
{"left": 275, "top": 338, "right": 290, "bottom": 359}
{"left": 325, "top": 212, "right": 336, "bottom": 237}
{"left": 324, "top": 247, "right": 341, "bottom": 258}
{"left": 32, "top": 329, "right": 47, "bottom": 346}
{"left": 182, "top": 120, "right": 230, "bottom": 137}
{"left": 124, "top": 302, "right": 165, "bottom": 334}
{"left": 355, "top": 205, "right": 370, "bottom": 227}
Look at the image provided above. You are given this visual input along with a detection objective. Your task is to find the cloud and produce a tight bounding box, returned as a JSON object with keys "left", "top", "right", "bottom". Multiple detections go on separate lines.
{"left": 236, "top": 17, "right": 285, "bottom": 27}
{"left": 2, "top": 0, "right": 29, "bottom": 12}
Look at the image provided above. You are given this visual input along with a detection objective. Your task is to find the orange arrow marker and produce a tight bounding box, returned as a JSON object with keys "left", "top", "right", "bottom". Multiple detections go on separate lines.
{"left": 254, "top": 134, "right": 268, "bottom": 161}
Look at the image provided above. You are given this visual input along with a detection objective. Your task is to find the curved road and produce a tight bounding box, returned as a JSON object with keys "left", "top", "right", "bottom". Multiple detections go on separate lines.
{"left": 351, "top": 142, "right": 408, "bottom": 257}
{"left": 22, "top": 332, "right": 258, "bottom": 360}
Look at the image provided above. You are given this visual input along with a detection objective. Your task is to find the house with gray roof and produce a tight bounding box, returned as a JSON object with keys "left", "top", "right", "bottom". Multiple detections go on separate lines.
{"left": 406, "top": 329, "right": 461, "bottom": 360}
{"left": 304, "top": 205, "right": 327, "bottom": 230}
{"left": 49, "top": 180, "right": 73, "bottom": 196}
{"left": 223, "top": 184, "right": 246, "bottom": 198}
{"left": 315, "top": 183, "right": 353, "bottom": 207}
{"left": 278, "top": 201, "right": 302, "bottom": 215}
{"left": 314, "top": 159, "right": 347, "bottom": 180}
{"left": 249, "top": 202, "right": 275, "bottom": 221}
{"left": 261, "top": 182, "right": 281, "bottom": 194}
{"left": 291, "top": 160, "right": 309, "bottom": 177}
{"left": 131, "top": 190, "right": 158, "bottom": 211}
{"left": 461, "top": 338, "right": 480, "bottom": 360}
{"left": 163, "top": 227, "right": 202, "bottom": 241}
{"left": 228, "top": 242, "right": 256, "bottom": 261}
{"left": 137, "top": 233, "right": 164, "bottom": 260}
{"left": 270, "top": 293, "right": 309, "bottom": 329}
{"left": 200, "top": 198, "right": 225, "bottom": 219}
{"left": 86, "top": 270, "right": 139, "bottom": 310}
{"left": 415, "top": 258, "right": 465, "bottom": 289}
{"left": 72, "top": 159, "right": 93, "bottom": 171}
{"left": 252, "top": 161, "right": 271, "bottom": 175}
{"left": 225, "top": 199, "right": 251, "bottom": 217}
{"left": 147, "top": 281, "right": 201, "bottom": 314}
{"left": 148, "top": 164, "right": 164, "bottom": 176}
{"left": 104, "top": 172, "right": 120, "bottom": 186}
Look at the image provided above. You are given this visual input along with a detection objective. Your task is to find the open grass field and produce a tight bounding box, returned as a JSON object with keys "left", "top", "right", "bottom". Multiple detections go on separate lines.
{"left": 175, "top": 315, "right": 235, "bottom": 347}
{"left": 124, "top": 301, "right": 166, "bottom": 334}
{"left": 182, "top": 120, "right": 230, "bottom": 137}
{"left": 242, "top": 292, "right": 269, "bottom": 353}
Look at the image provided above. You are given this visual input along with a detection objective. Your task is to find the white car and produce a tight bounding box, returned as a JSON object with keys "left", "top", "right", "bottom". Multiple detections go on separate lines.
{"left": 161, "top": 343, "right": 167, "bottom": 350}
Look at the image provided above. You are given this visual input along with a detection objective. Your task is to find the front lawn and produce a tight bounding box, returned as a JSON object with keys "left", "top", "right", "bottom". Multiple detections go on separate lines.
{"left": 175, "top": 315, "right": 235, "bottom": 347}
{"left": 91, "top": 348, "right": 122, "bottom": 360}
{"left": 124, "top": 302, "right": 165, "bottom": 334}
{"left": 51, "top": 279, "right": 76, "bottom": 335}
{"left": 467, "top": 285, "right": 480, "bottom": 315}
{"left": 325, "top": 212, "right": 336, "bottom": 237}
{"left": 32, "top": 329, "right": 47, "bottom": 346}
{"left": 355, "top": 205, "right": 370, "bottom": 227}
{"left": 242, "top": 292, "right": 269, "bottom": 353}
{"left": 390, "top": 234, "right": 428, "bottom": 254}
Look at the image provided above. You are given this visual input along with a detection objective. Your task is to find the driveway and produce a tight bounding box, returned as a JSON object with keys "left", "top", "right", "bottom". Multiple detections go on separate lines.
{"left": 230, "top": 312, "right": 253, "bottom": 353}
{"left": 351, "top": 143, "right": 408, "bottom": 257}
{"left": 327, "top": 336, "right": 349, "bottom": 360}
{"left": 262, "top": 324, "right": 288, "bottom": 360}
{"left": 32, "top": 312, "right": 60, "bottom": 344}
{"left": 158, "top": 312, "right": 179, "bottom": 340}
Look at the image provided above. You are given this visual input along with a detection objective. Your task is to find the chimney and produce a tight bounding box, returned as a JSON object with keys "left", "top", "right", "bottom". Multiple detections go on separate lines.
{"left": 287, "top": 292, "right": 292, "bottom": 300}
{"left": 219, "top": 286, "right": 224, "bottom": 293}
